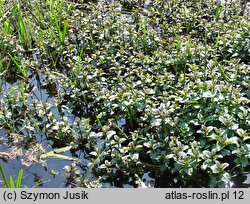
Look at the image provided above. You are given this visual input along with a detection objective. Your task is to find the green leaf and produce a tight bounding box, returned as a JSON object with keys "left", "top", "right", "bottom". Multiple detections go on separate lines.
{"left": 16, "top": 169, "right": 23, "bottom": 188}
{"left": 152, "top": 118, "right": 162, "bottom": 127}
{"left": 236, "top": 129, "right": 248, "bottom": 137}
{"left": 53, "top": 145, "right": 73, "bottom": 154}
{"left": 0, "top": 163, "right": 10, "bottom": 188}
{"left": 220, "top": 172, "right": 231, "bottom": 183}
{"left": 210, "top": 161, "right": 229, "bottom": 174}
{"left": 225, "top": 137, "right": 239, "bottom": 146}
{"left": 173, "top": 163, "right": 183, "bottom": 173}
{"left": 78, "top": 150, "right": 105, "bottom": 187}
{"left": 106, "top": 130, "right": 116, "bottom": 140}
{"left": 40, "top": 151, "right": 78, "bottom": 161}
{"left": 184, "top": 167, "right": 193, "bottom": 176}
{"left": 114, "top": 123, "right": 129, "bottom": 139}
{"left": 218, "top": 65, "right": 230, "bottom": 82}
{"left": 202, "top": 91, "right": 214, "bottom": 98}
{"left": 219, "top": 115, "right": 231, "bottom": 126}
{"left": 230, "top": 123, "right": 238, "bottom": 130}
{"left": 9, "top": 176, "right": 15, "bottom": 188}
{"left": 243, "top": 136, "right": 250, "bottom": 141}
{"left": 39, "top": 144, "right": 78, "bottom": 161}
{"left": 144, "top": 141, "right": 152, "bottom": 148}
{"left": 131, "top": 153, "right": 139, "bottom": 160}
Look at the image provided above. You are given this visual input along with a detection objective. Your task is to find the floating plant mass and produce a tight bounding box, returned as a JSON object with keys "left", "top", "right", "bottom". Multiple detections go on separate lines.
{"left": 0, "top": 0, "right": 250, "bottom": 188}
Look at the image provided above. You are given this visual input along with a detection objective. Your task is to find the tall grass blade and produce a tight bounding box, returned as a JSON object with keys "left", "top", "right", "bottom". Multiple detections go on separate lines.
{"left": 114, "top": 123, "right": 129, "bottom": 140}
{"left": 78, "top": 150, "right": 105, "bottom": 187}
{"left": 0, "top": 163, "right": 10, "bottom": 188}
{"left": 8, "top": 53, "right": 28, "bottom": 79}
{"left": 16, "top": 169, "right": 23, "bottom": 188}
{"left": 9, "top": 176, "right": 15, "bottom": 188}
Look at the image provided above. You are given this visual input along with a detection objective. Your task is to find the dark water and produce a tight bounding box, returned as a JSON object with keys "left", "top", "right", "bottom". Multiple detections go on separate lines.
{"left": 0, "top": 77, "right": 83, "bottom": 187}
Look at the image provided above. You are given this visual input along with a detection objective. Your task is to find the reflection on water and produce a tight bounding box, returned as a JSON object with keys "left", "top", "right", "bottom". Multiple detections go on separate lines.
{"left": 243, "top": 174, "right": 250, "bottom": 185}
{"left": 0, "top": 73, "right": 88, "bottom": 187}
{"left": 0, "top": 156, "right": 84, "bottom": 188}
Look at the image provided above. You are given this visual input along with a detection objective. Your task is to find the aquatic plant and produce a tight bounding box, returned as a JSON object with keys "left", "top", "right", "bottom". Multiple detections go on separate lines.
{"left": 0, "top": 163, "right": 23, "bottom": 188}
{"left": 0, "top": 0, "right": 249, "bottom": 188}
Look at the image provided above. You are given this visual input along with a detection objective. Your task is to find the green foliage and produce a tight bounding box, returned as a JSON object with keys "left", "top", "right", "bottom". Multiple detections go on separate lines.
{"left": 0, "top": 0, "right": 249, "bottom": 187}
{"left": 0, "top": 163, "right": 23, "bottom": 188}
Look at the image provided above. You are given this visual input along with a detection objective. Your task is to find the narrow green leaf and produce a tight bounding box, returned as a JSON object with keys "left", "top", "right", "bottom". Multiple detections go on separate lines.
{"left": 16, "top": 169, "right": 23, "bottom": 188}
{"left": 9, "top": 176, "right": 15, "bottom": 188}
{"left": 0, "top": 163, "right": 10, "bottom": 188}
{"left": 53, "top": 146, "right": 73, "bottom": 154}
{"left": 78, "top": 150, "right": 105, "bottom": 187}
{"left": 40, "top": 151, "right": 78, "bottom": 161}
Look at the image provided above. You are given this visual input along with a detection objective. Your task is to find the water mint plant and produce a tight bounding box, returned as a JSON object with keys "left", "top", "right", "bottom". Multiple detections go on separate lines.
{"left": 0, "top": 0, "right": 249, "bottom": 188}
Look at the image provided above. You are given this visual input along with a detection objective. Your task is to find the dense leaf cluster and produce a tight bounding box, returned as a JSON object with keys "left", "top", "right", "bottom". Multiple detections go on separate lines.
{"left": 0, "top": 0, "right": 249, "bottom": 187}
